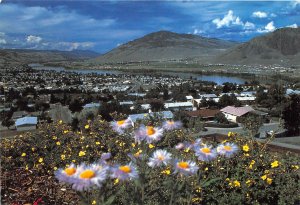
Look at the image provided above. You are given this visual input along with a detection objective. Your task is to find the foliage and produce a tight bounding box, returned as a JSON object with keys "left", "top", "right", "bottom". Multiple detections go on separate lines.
{"left": 282, "top": 94, "right": 300, "bottom": 136}
{"left": 240, "top": 115, "right": 263, "bottom": 138}
{"left": 1, "top": 115, "right": 300, "bottom": 205}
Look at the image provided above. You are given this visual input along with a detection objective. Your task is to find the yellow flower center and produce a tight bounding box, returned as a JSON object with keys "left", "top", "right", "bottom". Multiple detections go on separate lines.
{"left": 201, "top": 147, "right": 211, "bottom": 154}
{"left": 158, "top": 155, "right": 165, "bottom": 161}
{"left": 224, "top": 146, "right": 232, "bottom": 151}
{"left": 119, "top": 166, "right": 131, "bottom": 173}
{"left": 79, "top": 170, "right": 95, "bottom": 179}
{"left": 167, "top": 121, "right": 174, "bottom": 125}
{"left": 117, "top": 120, "right": 125, "bottom": 126}
{"left": 64, "top": 167, "right": 76, "bottom": 176}
{"left": 146, "top": 126, "right": 156, "bottom": 135}
{"left": 178, "top": 162, "right": 189, "bottom": 169}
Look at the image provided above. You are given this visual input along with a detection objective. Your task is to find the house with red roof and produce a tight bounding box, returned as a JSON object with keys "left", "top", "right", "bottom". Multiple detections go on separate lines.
{"left": 220, "top": 106, "right": 254, "bottom": 123}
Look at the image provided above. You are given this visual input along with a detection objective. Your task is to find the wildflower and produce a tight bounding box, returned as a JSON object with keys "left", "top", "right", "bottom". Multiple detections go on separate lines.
{"left": 114, "top": 178, "right": 119, "bottom": 185}
{"left": 147, "top": 150, "right": 172, "bottom": 168}
{"left": 100, "top": 153, "right": 111, "bottom": 161}
{"left": 79, "top": 151, "right": 86, "bottom": 157}
{"left": 134, "top": 125, "right": 163, "bottom": 144}
{"left": 174, "top": 160, "right": 199, "bottom": 175}
{"left": 21, "top": 153, "right": 26, "bottom": 157}
{"left": 161, "top": 169, "right": 171, "bottom": 175}
{"left": 91, "top": 200, "right": 96, "bottom": 205}
{"left": 242, "top": 144, "right": 250, "bottom": 152}
{"left": 261, "top": 175, "right": 267, "bottom": 180}
{"left": 194, "top": 145, "right": 217, "bottom": 161}
{"left": 85, "top": 124, "right": 90, "bottom": 129}
{"left": 61, "top": 155, "right": 66, "bottom": 160}
{"left": 54, "top": 167, "right": 58, "bottom": 170}
{"left": 111, "top": 119, "right": 131, "bottom": 134}
{"left": 52, "top": 136, "right": 57, "bottom": 140}
{"left": 271, "top": 160, "right": 279, "bottom": 168}
{"left": 111, "top": 163, "right": 138, "bottom": 181}
{"left": 249, "top": 160, "right": 256, "bottom": 169}
{"left": 38, "top": 157, "right": 43, "bottom": 163}
{"left": 246, "top": 179, "right": 252, "bottom": 186}
{"left": 55, "top": 164, "right": 78, "bottom": 184}
{"left": 131, "top": 143, "right": 136, "bottom": 148}
{"left": 233, "top": 180, "right": 240, "bottom": 187}
{"left": 148, "top": 144, "right": 155, "bottom": 149}
{"left": 31, "top": 147, "right": 35, "bottom": 152}
{"left": 95, "top": 141, "right": 100, "bottom": 145}
{"left": 175, "top": 142, "right": 185, "bottom": 150}
{"left": 59, "top": 120, "right": 63, "bottom": 124}
{"left": 72, "top": 164, "right": 108, "bottom": 191}
{"left": 266, "top": 178, "right": 272, "bottom": 185}
{"left": 63, "top": 130, "right": 69, "bottom": 134}
{"left": 56, "top": 141, "right": 61, "bottom": 146}
{"left": 291, "top": 165, "right": 299, "bottom": 170}
{"left": 162, "top": 120, "right": 182, "bottom": 130}
{"left": 228, "top": 131, "right": 233, "bottom": 137}
{"left": 216, "top": 142, "right": 238, "bottom": 158}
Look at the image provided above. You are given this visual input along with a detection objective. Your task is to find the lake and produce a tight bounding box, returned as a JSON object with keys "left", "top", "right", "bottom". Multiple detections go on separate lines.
{"left": 29, "top": 64, "right": 247, "bottom": 85}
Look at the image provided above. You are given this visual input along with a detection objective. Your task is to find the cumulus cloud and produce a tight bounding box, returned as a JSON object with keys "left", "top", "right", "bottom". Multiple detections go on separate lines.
{"left": 257, "top": 21, "right": 276, "bottom": 33}
{"left": 0, "top": 39, "right": 6, "bottom": 44}
{"left": 291, "top": 0, "right": 300, "bottom": 8}
{"left": 252, "top": 11, "right": 268, "bottom": 18}
{"left": 287, "top": 23, "right": 298, "bottom": 28}
{"left": 26, "top": 35, "right": 42, "bottom": 43}
{"left": 212, "top": 10, "right": 255, "bottom": 30}
{"left": 193, "top": 29, "right": 204, "bottom": 35}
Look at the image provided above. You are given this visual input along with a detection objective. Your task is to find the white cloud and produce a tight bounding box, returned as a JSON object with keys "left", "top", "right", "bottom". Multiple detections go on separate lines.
{"left": 252, "top": 11, "right": 268, "bottom": 18}
{"left": 212, "top": 10, "right": 242, "bottom": 28}
{"left": 270, "top": 13, "right": 277, "bottom": 18}
{"left": 265, "top": 21, "right": 276, "bottom": 32}
{"left": 193, "top": 29, "right": 204, "bottom": 35}
{"left": 287, "top": 23, "right": 298, "bottom": 28}
{"left": 55, "top": 41, "right": 95, "bottom": 51}
{"left": 212, "top": 10, "right": 255, "bottom": 31}
{"left": 244, "top": 22, "right": 255, "bottom": 30}
{"left": 0, "top": 39, "right": 6, "bottom": 44}
{"left": 257, "top": 21, "right": 276, "bottom": 33}
{"left": 26, "top": 35, "right": 42, "bottom": 43}
{"left": 291, "top": 0, "right": 300, "bottom": 8}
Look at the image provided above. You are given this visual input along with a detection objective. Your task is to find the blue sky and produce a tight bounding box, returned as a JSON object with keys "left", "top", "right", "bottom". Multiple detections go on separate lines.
{"left": 0, "top": 0, "right": 300, "bottom": 53}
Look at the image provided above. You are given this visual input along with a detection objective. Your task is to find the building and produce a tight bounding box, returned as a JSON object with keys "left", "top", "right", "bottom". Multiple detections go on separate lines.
{"left": 15, "top": 116, "right": 38, "bottom": 131}
{"left": 83, "top": 102, "right": 101, "bottom": 109}
{"left": 220, "top": 106, "right": 254, "bottom": 122}
{"left": 185, "top": 109, "right": 220, "bottom": 122}
{"left": 164, "top": 102, "right": 194, "bottom": 111}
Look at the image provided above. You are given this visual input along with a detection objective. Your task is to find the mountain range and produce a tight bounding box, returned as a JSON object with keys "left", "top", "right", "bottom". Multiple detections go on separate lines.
{"left": 1, "top": 27, "right": 300, "bottom": 66}
{"left": 94, "top": 28, "right": 300, "bottom": 65}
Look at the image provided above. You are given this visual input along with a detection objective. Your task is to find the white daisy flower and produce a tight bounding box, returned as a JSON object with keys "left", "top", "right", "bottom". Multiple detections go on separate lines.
{"left": 147, "top": 149, "right": 172, "bottom": 168}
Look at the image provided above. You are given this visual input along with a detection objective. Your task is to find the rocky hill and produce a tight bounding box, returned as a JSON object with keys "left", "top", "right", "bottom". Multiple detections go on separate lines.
{"left": 93, "top": 30, "right": 238, "bottom": 63}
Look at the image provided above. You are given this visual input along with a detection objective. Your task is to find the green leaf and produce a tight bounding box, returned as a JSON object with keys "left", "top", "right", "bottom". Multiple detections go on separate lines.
{"left": 201, "top": 177, "right": 222, "bottom": 187}
{"left": 103, "top": 195, "right": 115, "bottom": 205}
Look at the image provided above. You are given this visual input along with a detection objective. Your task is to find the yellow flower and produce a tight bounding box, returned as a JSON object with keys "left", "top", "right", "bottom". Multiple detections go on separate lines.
{"left": 52, "top": 136, "right": 57, "bottom": 140}
{"left": 131, "top": 143, "right": 136, "bottom": 148}
{"left": 119, "top": 142, "right": 126, "bottom": 147}
{"left": 266, "top": 178, "right": 272, "bottom": 185}
{"left": 21, "top": 153, "right": 26, "bottom": 157}
{"left": 184, "top": 148, "right": 190, "bottom": 153}
{"left": 95, "top": 141, "right": 100, "bottom": 145}
{"left": 56, "top": 141, "right": 61, "bottom": 146}
{"left": 161, "top": 169, "right": 171, "bottom": 175}
{"left": 243, "top": 144, "right": 249, "bottom": 152}
{"left": 249, "top": 160, "right": 255, "bottom": 169}
{"left": 38, "top": 157, "right": 43, "bottom": 163}
{"left": 63, "top": 130, "right": 69, "bottom": 134}
{"left": 264, "top": 170, "right": 270, "bottom": 174}
{"left": 31, "top": 147, "right": 35, "bottom": 152}
{"left": 61, "top": 155, "right": 66, "bottom": 160}
{"left": 114, "top": 178, "right": 119, "bottom": 185}
{"left": 233, "top": 180, "right": 240, "bottom": 187}
{"left": 261, "top": 175, "right": 267, "bottom": 180}
{"left": 59, "top": 120, "right": 63, "bottom": 124}
{"left": 85, "top": 124, "right": 90, "bottom": 129}
{"left": 79, "top": 151, "right": 86, "bottom": 157}
{"left": 291, "top": 165, "right": 299, "bottom": 170}
{"left": 271, "top": 160, "right": 279, "bottom": 168}
{"left": 54, "top": 167, "right": 58, "bottom": 170}
{"left": 25, "top": 165, "right": 29, "bottom": 170}
{"left": 72, "top": 159, "right": 76, "bottom": 163}
{"left": 195, "top": 187, "right": 202, "bottom": 193}
{"left": 244, "top": 153, "right": 250, "bottom": 157}
{"left": 246, "top": 179, "right": 252, "bottom": 186}
{"left": 148, "top": 144, "right": 155, "bottom": 149}
{"left": 191, "top": 198, "right": 201, "bottom": 203}
{"left": 228, "top": 132, "right": 233, "bottom": 137}
{"left": 91, "top": 200, "right": 96, "bottom": 205}
{"left": 204, "top": 167, "right": 209, "bottom": 171}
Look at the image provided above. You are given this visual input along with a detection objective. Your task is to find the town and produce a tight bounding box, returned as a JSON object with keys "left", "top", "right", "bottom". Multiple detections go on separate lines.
{"left": 1, "top": 64, "right": 299, "bottom": 143}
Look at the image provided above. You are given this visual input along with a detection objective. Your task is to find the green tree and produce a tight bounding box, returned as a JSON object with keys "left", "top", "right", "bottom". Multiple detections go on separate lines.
{"left": 282, "top": 94, "right": 300, "bottom": 136}
{"left": 241, "top": 115, "right": 263, "bottom": 137}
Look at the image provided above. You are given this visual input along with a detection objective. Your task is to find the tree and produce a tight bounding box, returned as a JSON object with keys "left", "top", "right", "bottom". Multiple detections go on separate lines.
{"left": 241, "top": 115, "right": 263, "bottom": 138}
{"left": 150, "top": 100, "right": 164, "bottom": 112}
{"left": 69, "top": 99, "right": 84, "bottom": 113}
{"left": 71, "top": 118, "right": 80, "bottom": 131}
{"left": 2, "top": 118, "right": 15, "bottom": 130}
{"left": 282, "top": 94, "right": 300, "bottom": 136}
{"left": 215, "top": 112, "right": 229, "bottom": 124}
{"left": 219, "top": 94, "right": 241, "bottom": 108}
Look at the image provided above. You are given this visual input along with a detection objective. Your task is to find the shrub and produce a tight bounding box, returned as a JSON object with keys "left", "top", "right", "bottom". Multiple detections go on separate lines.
{"left": 1, "top": 115, "right": 299, "bottom": 205}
